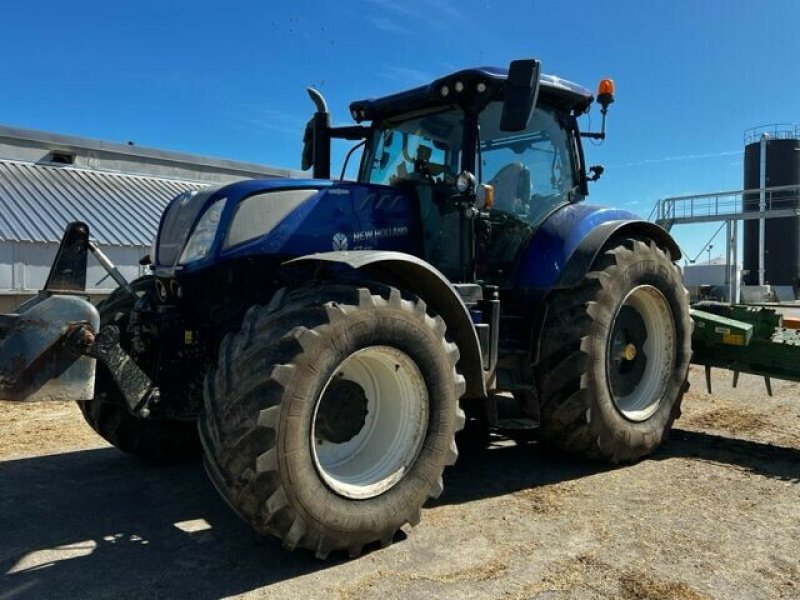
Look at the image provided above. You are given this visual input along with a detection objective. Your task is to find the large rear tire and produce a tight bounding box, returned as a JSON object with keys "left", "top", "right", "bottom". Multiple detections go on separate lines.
{"left": 534, "top": 239, "right": 691, "bottom": 463}
{"left": 199, "top": 283, "right": 465, "bottom": 558}
{"left": 77, "top": 276, "right": 202, "bottom": 462}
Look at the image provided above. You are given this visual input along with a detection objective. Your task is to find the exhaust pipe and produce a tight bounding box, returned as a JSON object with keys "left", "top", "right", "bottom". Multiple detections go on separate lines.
{"left": 301, "top": 87, "right": 331, "bottom": 179}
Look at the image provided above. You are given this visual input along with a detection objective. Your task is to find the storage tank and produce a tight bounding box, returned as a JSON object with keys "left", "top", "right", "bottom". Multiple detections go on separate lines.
{"left": 742, "top": 125, "right": 800, "bottom": 288}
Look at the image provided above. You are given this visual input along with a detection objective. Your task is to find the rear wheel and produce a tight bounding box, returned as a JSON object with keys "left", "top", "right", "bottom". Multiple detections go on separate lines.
{"left": 199, "top": 283, "right": 465, "bottom": 558}
{"left": 534, "top": 239, "right": 691, "bottom": 463}
{"left": 77, "top": 276, "right": 201, "bottom": 462}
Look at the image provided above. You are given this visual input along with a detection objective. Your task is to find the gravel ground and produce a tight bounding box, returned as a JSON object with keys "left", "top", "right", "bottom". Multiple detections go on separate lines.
{"left": 1, "top": 365, "right": 799, "bottom": 600}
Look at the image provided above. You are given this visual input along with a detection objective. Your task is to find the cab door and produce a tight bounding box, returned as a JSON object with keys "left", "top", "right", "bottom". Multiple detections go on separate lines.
{"left": 475, "top": 102, "right": 579, "bottom": 285}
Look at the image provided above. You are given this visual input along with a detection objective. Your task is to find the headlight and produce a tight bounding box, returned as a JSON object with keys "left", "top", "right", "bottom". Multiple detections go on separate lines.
{"left": 456, "top": 170, "right": 476, "bottom": 194}
{"left": 179, "top": 198, "right": 226, "bottom": 264}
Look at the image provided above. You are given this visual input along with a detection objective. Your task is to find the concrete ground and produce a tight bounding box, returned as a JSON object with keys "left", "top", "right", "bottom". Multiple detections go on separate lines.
{"left": 1, "top": 366, "right": 799, "bottom": 600}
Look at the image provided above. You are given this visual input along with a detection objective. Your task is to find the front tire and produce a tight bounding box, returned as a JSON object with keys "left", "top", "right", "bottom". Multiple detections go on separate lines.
{"left": 534, "top": 239, "right": 691, "bottom": 463}
{"left": 199, "top": 284, "right": 465, "bottom": 558}
{"left": 78, "top": 276, "right": 202, "bottom": 462}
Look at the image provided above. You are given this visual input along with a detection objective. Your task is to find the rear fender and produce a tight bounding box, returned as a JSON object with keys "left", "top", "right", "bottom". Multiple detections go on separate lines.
{"left": 553, "top": 219, "right": 681, "bottom": 288}
{"left": 282, "top": 251, "right": 487, "bottom": 399}
{"left": 521, "top": 211, "right": 681, "bottom": 368}
{"left": 516, "top": 204, "right": 680, "bottom": 289}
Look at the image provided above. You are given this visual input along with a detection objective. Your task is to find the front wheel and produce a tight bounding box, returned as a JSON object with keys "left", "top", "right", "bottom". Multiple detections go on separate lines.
{"left": 534, "top": 238, "right": 691, "bottom": 463}
{"left": 199, "top": 284, "right": 465, "bottom": 558}
{"left": 78, "top": 276, "right": 201, "bottom": 462}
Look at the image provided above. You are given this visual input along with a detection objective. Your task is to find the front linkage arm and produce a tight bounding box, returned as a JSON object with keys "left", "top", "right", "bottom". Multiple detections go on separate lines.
{"left": 66, "top": 322, "right": 157, "bottom": 415}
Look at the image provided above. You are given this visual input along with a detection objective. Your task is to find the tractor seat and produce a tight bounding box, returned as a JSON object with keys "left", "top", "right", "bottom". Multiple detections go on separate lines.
{"left": 489, "top": 162, "right": 531, "bottom": 214}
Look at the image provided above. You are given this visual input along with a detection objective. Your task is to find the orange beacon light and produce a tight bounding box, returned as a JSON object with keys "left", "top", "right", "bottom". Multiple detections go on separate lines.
{"left": 597, "top": 78, "right": 615, "bottom": 110}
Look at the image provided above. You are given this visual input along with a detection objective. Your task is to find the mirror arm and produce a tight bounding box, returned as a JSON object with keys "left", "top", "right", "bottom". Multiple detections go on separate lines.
{"left": 579, "top": 109, "right": 608, "bottom": 140}
{"left": 580, "top": 88, "right": 613, "bottom": 140}
{"left": 330, "top": 125, "right": 370, "bottom": 140}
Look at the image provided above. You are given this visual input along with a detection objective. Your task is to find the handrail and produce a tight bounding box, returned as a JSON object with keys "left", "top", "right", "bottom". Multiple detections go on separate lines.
{"left": 744, "top": 123, "right": 799, "bottom": 145}
{"left": 658, "top": 183, "right": 800, "bottom": 204}
{"left": 647, "top": 202, "right": 659, "bottom": 223}
{"left": 649, "top": 183, "right": 800, "bottom": 227}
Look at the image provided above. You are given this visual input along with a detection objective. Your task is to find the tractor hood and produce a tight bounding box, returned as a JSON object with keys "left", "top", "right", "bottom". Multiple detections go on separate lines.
{"left": 153, "top": 178, "right": 422, "bottom": 275}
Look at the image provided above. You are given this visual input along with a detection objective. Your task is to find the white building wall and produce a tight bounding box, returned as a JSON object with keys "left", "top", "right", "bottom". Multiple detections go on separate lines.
{"left": 682, "top": 262, "right": 743, "bottom": 302}
{"left": 0, "top": 240, "right": 150, "bottom": 312}
{"left": 683, "top": 264, "right": 733, "bottom": 287}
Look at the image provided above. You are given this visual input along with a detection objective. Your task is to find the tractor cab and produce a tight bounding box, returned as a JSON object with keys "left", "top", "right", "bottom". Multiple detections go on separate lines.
{"left": 357, "top": 93, "right": 586, "bottom": 284}
{"left": 304, "top": 60, "right": 611, "bottom": 285}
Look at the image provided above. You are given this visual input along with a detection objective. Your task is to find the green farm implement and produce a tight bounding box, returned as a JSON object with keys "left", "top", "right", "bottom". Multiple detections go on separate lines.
{"left": 691, "top": 302, "right": 800, "bottom": 394}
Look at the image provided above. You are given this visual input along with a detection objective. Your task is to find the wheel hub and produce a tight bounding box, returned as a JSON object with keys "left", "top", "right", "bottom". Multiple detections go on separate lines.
{"left": 311, "top": 346, "right": 429, "bottom": 500}
{"left": 605, "top": 285, "right": 676, "bottom": 422}
{"left": 622, "top": 343, "right": 637, "bottom": 361}
{"left": 609, "top": 305, "right": 648, "bottom": 398}
{"left": 314, "top": 379, "right": 369, "bottom": 444}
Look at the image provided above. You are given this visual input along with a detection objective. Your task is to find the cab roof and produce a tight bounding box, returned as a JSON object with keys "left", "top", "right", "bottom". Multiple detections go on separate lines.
{"left": 349, "top": 65, "right": 594, "bottom": 123}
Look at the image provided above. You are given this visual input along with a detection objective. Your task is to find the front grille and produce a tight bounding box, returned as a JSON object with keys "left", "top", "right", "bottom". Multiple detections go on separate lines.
{"left": 157, "top": 190, "right": 211, "bottom": 265}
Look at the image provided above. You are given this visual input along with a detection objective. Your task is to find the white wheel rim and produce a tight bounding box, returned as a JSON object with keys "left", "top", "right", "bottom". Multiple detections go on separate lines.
{"left": 606, "top": 285, "right": 675, "bottom": 422}
{"left": 311, "top": 346, "right": 429, "bottom": 499}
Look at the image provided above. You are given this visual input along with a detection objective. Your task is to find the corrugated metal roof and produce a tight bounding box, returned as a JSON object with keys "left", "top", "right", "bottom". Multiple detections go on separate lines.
{"left": 0, "top": 159, "right": 209, "bottom": 246}
{"left": 0, "top": 123, "right": 300, "bottom": 183}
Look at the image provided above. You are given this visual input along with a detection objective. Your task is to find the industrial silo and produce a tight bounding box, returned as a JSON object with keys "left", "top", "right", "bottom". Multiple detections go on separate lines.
{"left": 742, "top": 125, "right": 800, "bottom": 289}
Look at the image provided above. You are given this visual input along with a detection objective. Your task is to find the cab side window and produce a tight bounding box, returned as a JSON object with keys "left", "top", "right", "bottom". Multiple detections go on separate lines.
{"left": 480, "top": 104, "right": 576, "bottom": 228}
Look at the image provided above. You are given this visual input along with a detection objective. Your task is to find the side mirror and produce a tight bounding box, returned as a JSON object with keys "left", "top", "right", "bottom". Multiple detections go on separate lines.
{"left": 499, "top": 59, "right": 541, "bottom": 132}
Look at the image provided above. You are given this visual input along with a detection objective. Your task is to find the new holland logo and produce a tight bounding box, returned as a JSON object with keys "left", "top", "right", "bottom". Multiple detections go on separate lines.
{"left": 332, "top": 232, "right": 349, "bottom": 251}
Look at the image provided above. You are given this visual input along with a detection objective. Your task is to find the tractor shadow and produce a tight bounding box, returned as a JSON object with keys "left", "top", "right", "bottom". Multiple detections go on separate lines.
{"left": 1, "top": 429, "right": 798, "bottom": 599}
{"left": 655, "top": 427, "right": 800, "bottom": 482}
{"left": 433, "top": 426, "right": 800, "bottom": 508}
{"left": 0, "top": 448, "right": 323, "bottom": 600}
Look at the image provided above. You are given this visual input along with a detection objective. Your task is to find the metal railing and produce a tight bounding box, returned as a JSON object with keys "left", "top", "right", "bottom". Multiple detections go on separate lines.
{"left": 649, "top": 184, "right": 800, "bottom": 229}
{"left": 743, "top": 123, "right": 799, "bottom": 145}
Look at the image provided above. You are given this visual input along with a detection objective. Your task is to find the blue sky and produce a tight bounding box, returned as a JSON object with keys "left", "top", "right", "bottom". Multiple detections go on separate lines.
{"left": 2, "top": 0, "right": 798, "bottom": 260}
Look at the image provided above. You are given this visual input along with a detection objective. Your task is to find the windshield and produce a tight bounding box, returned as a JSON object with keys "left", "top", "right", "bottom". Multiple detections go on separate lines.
{"left": 364, "top": 108, "right": 464, "bottom": 186}
{"left": 479, "top": 102, "right": 576, "bottom": 227}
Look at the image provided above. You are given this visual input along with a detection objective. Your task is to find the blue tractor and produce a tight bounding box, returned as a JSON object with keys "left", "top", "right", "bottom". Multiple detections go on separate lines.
{"left": 0, "top": 60, "right": 691, "bottom": 558}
